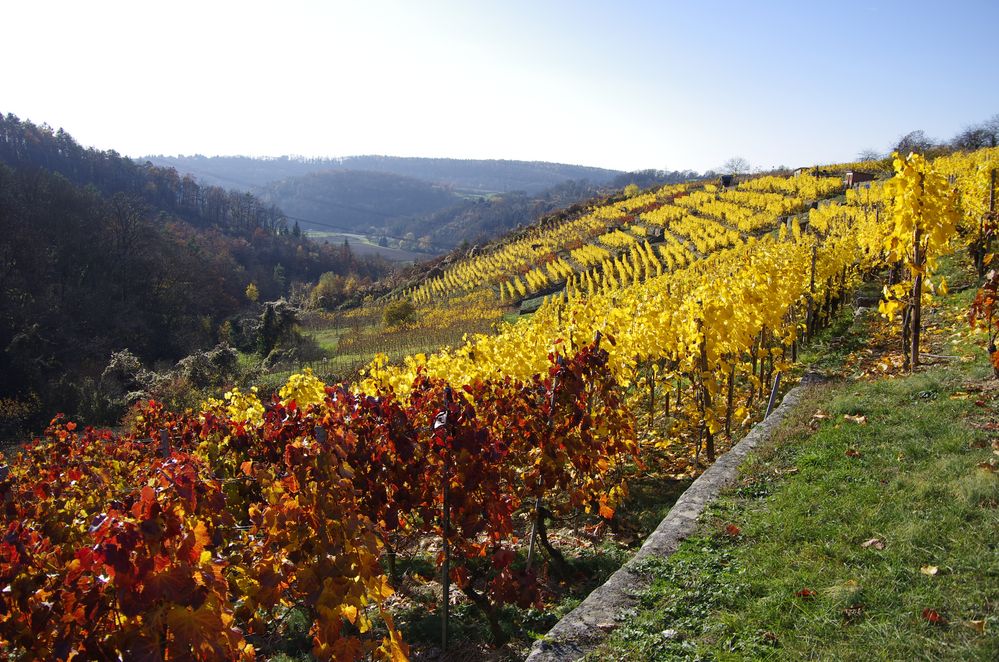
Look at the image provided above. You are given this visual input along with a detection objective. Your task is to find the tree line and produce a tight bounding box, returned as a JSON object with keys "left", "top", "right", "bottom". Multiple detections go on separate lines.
{"left": 0, "top": 113, "right": 390, "bottom": 435}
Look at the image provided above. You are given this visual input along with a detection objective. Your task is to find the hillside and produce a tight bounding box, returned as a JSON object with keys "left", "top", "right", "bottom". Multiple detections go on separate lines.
{"left": 2, "top": 141, "right": 997, "bottom": 661}
{"left": 142, "top": 154, "right": 625, "bottom": 194}
{"left": 257, "top": 169, "right": 464, "bottom": 243}
{"left": 143, "top": 155, "right": 661, "bottom": 252}
{"left": 288, "top": 147, "right": 999, "bottom": 657}
{"left": 0, "top": 113, "right": 391, "bottom": 434}
{"left": 261, "top": 173, "right": 685, "bottom": 252}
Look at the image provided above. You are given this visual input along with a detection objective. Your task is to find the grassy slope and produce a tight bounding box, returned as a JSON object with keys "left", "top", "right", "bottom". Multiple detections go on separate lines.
{"left": 592, "top": 257, "right": 999, "bottom": 660}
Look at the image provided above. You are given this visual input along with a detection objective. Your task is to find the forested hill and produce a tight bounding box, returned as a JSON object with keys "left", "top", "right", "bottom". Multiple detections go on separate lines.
{"left": 143, "top": 154, "right": 625, "bottom": 195}
{"left": 256, "top": 170, "right": 629, "bottom": 249}
{"left": 0, "top": 113, "right": 390, "bottom": 432}
{"left": 144, "top": 154, "right": 698, "bottom": 251}
{"left": 257, "top": 169, "right": 466, "bottom": 238}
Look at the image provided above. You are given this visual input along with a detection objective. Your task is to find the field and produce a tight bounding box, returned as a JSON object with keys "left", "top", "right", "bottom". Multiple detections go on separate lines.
{"left": 305, "top": 230, "right": 434, "bottom": 262}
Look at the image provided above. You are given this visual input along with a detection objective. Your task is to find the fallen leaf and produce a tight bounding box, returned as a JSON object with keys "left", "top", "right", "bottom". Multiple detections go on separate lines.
{"left": 795, "top": 588, "right": 816, "bottom": 599}
{"left": 977, "top": 461, "right": 998, "bottom": 473}
{"left": 846, "top": 448, "right": 862, "bottom": 458}
{"left": 920, "top": 565, "right": 939, "bottom": 576}
{"left": 812, "top": 410, "right": 829, "bottom": 420}
{"left": 922, "top": 608, "right": 947, "bottom": 625}
{"left": 964, "top": 619, "right": 986, "bottom": 634}
{"left": 861, "top": 538, "right": 885, "bottom": 550}
{"left": 724, "top": 523, "right": 741, "bottom": 537}
{"left": 844, "top": 414, "right": 868, "bottom": 424}
{"left": 974, "top": 400, "right": 986, "bottom": 407}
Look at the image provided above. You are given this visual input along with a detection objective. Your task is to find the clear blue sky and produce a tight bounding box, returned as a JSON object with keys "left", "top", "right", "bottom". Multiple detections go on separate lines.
{"left": 3, "top": 0, "right": 997, "bottom": 172}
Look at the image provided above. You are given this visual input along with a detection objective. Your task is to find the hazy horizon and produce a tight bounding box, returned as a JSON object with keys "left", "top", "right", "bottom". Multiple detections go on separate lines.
{"left": 4, "top": 0, "right": 998, "bottom": 173}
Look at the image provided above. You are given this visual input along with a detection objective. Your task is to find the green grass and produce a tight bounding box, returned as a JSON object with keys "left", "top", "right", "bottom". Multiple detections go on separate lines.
{"left": 592, "top": 268, "right": 999, "bottom": 660}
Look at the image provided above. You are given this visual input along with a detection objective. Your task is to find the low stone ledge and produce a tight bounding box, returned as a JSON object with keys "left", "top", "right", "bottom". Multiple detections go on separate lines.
{"left": 526, "top": 373, "right": 824, "bottom": 662}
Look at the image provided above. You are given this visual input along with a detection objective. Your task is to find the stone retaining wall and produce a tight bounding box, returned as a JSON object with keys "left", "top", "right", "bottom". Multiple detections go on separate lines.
{"left": 526, "top": 373, "right": 823, "bottom": 661}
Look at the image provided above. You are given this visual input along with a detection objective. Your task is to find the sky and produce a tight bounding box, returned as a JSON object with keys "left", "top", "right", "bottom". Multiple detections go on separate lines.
{"left": 3, "top": 0, "right": 998, "bottom": 173}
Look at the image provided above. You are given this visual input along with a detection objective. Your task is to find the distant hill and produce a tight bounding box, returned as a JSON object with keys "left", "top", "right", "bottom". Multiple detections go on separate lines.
{"left": 257, "top": 169, "right": 465, "bottom": 238}
{"left": 0, "top": 113, "right": 391, "bottom": 428}
{"left": 144, "top": 157, "right": 704, "bottom": 252}
{"left": 141, "top": 154, "right": 624, "bottom": 195}
{"left": 140, "top": 155, "right": 644, "bottom": 251}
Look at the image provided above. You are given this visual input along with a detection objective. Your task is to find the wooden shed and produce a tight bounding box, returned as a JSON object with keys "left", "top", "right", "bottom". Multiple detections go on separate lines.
{"left": 844, "top": 170, "right": 876, "bottom": 187}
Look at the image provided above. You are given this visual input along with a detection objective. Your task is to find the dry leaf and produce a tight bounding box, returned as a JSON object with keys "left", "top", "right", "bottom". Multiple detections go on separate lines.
{"left": 964, "top": 619, "right": 986, "bottom": 634}
{"left": 795, "top": 588, "right": 816, "bottom": 599}
{"left": 844, "top": 414, "right": 868, "bottom": 424}
{"left": 846, "top": 448, "right": 862, "bottom": 458}
{"left": 812, "top": 410, "right": 829, "bottom": 420}
{"left": 920, "top": 565, "right": 939, "bottom": 576}
{"left": 861, "top": 538, "right": 885, "bottom": 550}
{"left": 977, "top": 461, "right": 998, "bottom": 473}
{"left": 724, "top": 523, "right": 741, "bottom": 537}
{"left": 922, "top": 608, "right": 947, "bottom": 625}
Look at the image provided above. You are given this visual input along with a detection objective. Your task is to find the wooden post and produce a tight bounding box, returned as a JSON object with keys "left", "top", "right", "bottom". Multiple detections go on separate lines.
{"left": 647, "top": 362, "right": 656, "bottom": 431}
{"left": 910, "top": 224, "right": 923, "bottom": 373}
{"left": 441, "top": 453, "right": 450, "bottom": 652}
{"left": 990, "top": 169, "right": 996, "bottom": 214}
{"left": 435, "top": 389, "right": 452, "bottom": 652}
{"left": 806, "top": 246, "right": 817, "bottom": 340}
{"left": 526, "top": 495, "right": 542, "bottom": 572}
{"left": 981, "top": 169, "right": 997, "bottom": 277}
{"left": 725, "top": 364, "right": 735, "bottom": 438}
{"left": 159, "top": 430, "right": 170, "bottom": 458}
{"left": 765, "top": 372, "right": 782, "bottom": 418}
{"left": 527, "top": 367, "right": 561, "bottom": 572}
{"left": 697, "top": 311, "right": 714, "bottom": 462}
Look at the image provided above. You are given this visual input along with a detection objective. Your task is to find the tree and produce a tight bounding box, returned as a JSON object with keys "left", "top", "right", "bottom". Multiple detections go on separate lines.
{"left": 951, "top": 113, "right": 999, "bottom": 150}
{"left": 257, "top": 300, "right": 300, "bottom": 356}
{"left": 245, "top": 282, "right": 259, "bottom": 303}
{"left": 272, "top": 263, "right": 286, "bottom": 293}
{"left": 895, "top": 130, "right": 935, "bottom": 155}
{"left": 382, "top": 299, "right": 416, "bottom": 327}
{"left": 721, "top": 157, "right": 750, "bottom": 175}
{"left": 310, "top": 272, "right": 347, "bottom": 310}
{"left": 857, "top": 148, "right": 883, "bottom": 162}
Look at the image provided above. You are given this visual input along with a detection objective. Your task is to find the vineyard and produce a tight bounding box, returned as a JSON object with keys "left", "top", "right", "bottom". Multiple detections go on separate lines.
{"left": 2, "top": 146, "right": 998, "bottom": 659}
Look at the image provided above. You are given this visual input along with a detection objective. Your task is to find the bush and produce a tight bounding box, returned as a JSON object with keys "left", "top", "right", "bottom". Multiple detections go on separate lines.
{"left": 382, "top": 300, "right": 416, "bottom": 328}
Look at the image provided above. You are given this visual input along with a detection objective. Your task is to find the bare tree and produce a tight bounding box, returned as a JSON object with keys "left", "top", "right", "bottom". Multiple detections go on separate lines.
{"left": 895, "top": 130, "right": 935, "bottom": 155}
{"left": 856, "top": 148, "right": 883, "bottom": 162}
{"left": 721, "top": 157, "right": 751, "bottom": 175}
{"left": 951, "top": 113, "right": 999, "bottom": 150}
